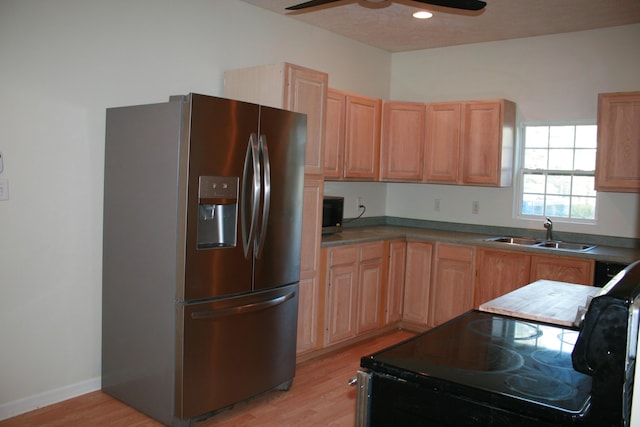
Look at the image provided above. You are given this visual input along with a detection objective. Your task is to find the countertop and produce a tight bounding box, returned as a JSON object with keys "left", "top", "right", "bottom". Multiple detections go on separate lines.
{"left": 321, "top": 225, "right": 640, "bottom": 264}
{"left": 478, "top": 279, "right": 600, "bottom": 327}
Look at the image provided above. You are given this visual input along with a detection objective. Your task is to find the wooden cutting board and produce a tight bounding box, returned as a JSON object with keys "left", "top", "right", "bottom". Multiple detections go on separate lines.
{"left": 478, "top": 280, "right": 601, "bottom": 327}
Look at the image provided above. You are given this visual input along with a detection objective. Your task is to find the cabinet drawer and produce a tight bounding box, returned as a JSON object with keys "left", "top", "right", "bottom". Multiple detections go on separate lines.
{"left": 359, "top": 241, "right": 384, "bottom": 261}
{"left": 329, "top": 245, "right": 358, "bottom": 266}
{"left": 437, "top": 243, "right": 474, "bottom": 262}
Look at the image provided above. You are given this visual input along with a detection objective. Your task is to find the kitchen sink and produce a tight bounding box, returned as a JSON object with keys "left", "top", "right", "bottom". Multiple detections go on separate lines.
{"left": 484, "top": 236, "right": 597, "bottom": 252}
{"left": 486, "top": 237, "right": 541, "bottom": 246}
{"left": 536, "top": 241, "right": 596, "bottom": 251}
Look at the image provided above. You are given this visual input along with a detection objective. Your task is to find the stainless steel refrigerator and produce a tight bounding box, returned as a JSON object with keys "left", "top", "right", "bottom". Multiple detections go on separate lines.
{"left": 102, "top": 94, "right": 306, "bottom": 426}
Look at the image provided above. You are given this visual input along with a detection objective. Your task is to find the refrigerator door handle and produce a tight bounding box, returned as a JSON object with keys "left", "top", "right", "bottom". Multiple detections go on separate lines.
{"left": 240, "top": 133, "right": 261, "bottom": 258}
{"left": 190, "top": 290, "right": 296, "bottom": 320}
{"left": 255, "top": 134, "right": 271, "bottom": 258}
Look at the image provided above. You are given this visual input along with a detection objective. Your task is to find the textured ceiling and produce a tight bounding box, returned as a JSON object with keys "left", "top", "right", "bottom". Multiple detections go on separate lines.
{"left": 240, "top": 0, "right": 640, "bottom": 52}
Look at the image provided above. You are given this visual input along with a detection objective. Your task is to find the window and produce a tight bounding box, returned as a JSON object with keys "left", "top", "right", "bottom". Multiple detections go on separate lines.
{"left": 518, "top": 124, "right": 597, "bottom": 221}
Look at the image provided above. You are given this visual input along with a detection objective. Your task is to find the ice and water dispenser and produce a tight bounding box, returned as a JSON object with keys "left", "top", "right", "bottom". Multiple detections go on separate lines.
{"left": 197, "top": 176, "right": 238, "bottom": 249}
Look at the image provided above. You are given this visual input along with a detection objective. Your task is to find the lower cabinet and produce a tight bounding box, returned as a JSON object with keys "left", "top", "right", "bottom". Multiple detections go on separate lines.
{"left": 474, "top": 248, "right": 531, "bottom": 307}
{"left": 385, "top": 239, "right": 407, "bottom": 325}
{"left": 325, "top": 241, "right": 385, "bottom": 346}
{"left": 402, "top": 241, "right": 434, "bottom": 327}
{"left": 429, "top": 243, "right": 475, "bottom": 327}
{"left": 474, "top": 247, "right": 595, "bottom": 307}
{"left": 530, "top": 254, "right": 594, "bottom": 285}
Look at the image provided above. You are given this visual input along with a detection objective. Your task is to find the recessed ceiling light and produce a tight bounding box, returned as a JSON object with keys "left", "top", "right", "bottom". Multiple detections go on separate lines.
{"left": 413, "top": 10, "right": 433, "bottom": 19}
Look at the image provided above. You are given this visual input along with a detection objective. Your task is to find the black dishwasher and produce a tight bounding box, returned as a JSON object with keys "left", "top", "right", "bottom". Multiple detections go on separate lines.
{"left": 593, "top": 261, "right": 628, "bottom": 287}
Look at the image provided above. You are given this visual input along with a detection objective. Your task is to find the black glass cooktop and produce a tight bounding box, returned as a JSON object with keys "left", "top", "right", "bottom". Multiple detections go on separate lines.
{"left": 361, "top": 310, "right": 592, "bottom": 415}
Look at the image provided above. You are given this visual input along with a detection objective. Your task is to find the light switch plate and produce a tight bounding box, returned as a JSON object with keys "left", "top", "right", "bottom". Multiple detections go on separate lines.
{"left": 0, "top": 178, "right": 9, "bottom": 201}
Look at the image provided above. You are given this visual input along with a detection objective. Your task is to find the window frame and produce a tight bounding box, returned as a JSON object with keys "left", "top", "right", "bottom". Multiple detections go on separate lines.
{"left": 515, "top": 121, "right": 599, "bottom": 225}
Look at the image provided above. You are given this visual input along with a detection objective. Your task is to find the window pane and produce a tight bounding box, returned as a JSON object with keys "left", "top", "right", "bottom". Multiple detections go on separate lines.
{"left": 519, "top": 123, "right": 597, "bottom": 222}
{"left": 525, "top": 126, "right": 549, "bottom": 148}
{"left": 522, "top": 193, "right": 544, "bottom": 215}
{"left": 523, "top": 173, "right": 545, "bottom": 193}
{"left": 572, "top": 176, "right": 596, "bottom": 197}
{"left": 549, "top": 126, "right": 575, "bottom": 148}
{"left": 574, "top": 148, "right": 596, "bottom": 171}
{"left": 545, "top": 195, "right": 570, "bottom": 217}
{"left": 547, "top": 175, "right": 571, "bottom": 195}
{"left": 571, "top": 196, "right": 596, "bottom": 219}
{"left": 575, "top": 125, "right": 597, "bottom": 148}
{"left": 524, "top": 149, "right": 548, "bottom": 169}
{"left": 548, "top": 149, "right": 574, "bottom": 170}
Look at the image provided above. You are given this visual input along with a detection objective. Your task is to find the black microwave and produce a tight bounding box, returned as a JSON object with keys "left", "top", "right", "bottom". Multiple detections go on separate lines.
{"left": 322, "top": 196, "right": 344, "bottom": 235}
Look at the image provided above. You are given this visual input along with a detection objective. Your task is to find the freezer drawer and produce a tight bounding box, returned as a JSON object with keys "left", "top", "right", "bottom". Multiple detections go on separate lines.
{"left": 177, "top": 283, "right": 299, "bottom": 420}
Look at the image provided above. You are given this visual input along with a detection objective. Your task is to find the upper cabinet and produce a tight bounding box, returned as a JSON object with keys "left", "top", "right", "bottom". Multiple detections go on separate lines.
{"left": 324, "top": 89, "right": 381, "bottom": 180}
{"left": 380, "top": 101, "right": 427, "bottom": 181}
{"left": 323, "top": 89, "right": 346, "bottom": 179}
{"left": 425, "top": 100, "right": 515, "bottom": 187}
{"left": 595, "top": 91, "right": 640, "bottom": 193}
{"left": 224, "top": 62, "right": 328, "bottom": 176}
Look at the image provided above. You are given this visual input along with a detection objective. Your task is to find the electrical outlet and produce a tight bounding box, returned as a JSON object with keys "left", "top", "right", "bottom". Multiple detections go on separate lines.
{"left": 434, "top": 198, "right": 441, "bottom": 212}
{"left": 472, "top": 200, "right": 479, "bottom": 214}
{"left": 356, "top": 196, "right": 364, "bottom": 209}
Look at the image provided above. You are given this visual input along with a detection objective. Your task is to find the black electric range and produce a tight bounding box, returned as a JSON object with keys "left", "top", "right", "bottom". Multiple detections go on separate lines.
{"left": 357, "top": 260, "right": 640, "bottom": 427}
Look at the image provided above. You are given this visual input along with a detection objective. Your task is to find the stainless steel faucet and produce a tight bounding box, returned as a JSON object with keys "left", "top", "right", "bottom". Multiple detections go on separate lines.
{"left": 544, "top": 217, "right": 553, "bottom": 241}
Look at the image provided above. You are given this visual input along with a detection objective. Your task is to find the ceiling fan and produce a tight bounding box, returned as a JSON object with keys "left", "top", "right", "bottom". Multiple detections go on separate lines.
{"left": 286, "top": 0, "right": 487, "bottom": 12}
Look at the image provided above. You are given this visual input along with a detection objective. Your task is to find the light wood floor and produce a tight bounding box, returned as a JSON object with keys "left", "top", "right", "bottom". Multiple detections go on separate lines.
{"left": 1, "top": 330, "right": 414, "bottom": 427}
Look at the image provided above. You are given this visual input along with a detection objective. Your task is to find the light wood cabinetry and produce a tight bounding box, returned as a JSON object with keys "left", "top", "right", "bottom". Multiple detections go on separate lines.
{"left": 474, "top": 248, "right": 532, "bottom": 307}
{"left": 530, "top": 254, "right": 594, "bottom": 285}
{"left": 325, "top": 246, "right": 359, "bottom": 345}
{"left": 430, "top": 243, "right": 475, "bottom": 327}
{"left": 296, "top": 177, "right": 323, "bottom": 355}
{"left": 595, "top": 91, "right": 640, "bottom": 192}
{"left": 323, "top": 89, "right": 346, "bottom": 179}
{"left": 425, "top": 100, "right": 515, "bottom": 187}
{"left": 402, "top": 241, "right": 433, "bottom": 327}
{"left": 356, "top": 242, "right": 385, "bottom": 334}
{"left": 380, "top": 101, "right": 426, "bottom": 181}
{"left": 474, "top": 248, "right": 595, "bottom": 308}
{"left": 385, "top": 240, "right": 406, "bottom": 325}
{"left": 425, "top": 102, "right": 461, "bottom": 183}
{"left": 223, "top": 62, "right": 328, "bottom": 176}
{"left": 324, "top": 89, "right": 381, "bottom": 180}
{"left": 325, "top": 241, "right": 385, "bottom": 345}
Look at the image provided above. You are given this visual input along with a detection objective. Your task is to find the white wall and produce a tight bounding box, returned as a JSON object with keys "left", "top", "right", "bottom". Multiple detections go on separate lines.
{"left": 0, "top": 0, "right": 390, "bottom": 418}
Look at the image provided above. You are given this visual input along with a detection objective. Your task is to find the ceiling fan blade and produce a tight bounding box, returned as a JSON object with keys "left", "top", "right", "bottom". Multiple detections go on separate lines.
{"left": 286, "top": 0, "right": 344, "bottom": 10}
{"left": 412, "top": 0, "right": 486, "bottom": 11}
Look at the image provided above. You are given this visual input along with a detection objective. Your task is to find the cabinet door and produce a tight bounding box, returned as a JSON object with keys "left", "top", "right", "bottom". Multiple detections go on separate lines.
{"left": 474, "top": 248, "right": 531, "bottom": 307}
{"left": 425, "top": 102, "right": 461, "bottom": 183}
{"left": 344, "top": 94, "right": 381, "bottom": 180}
{"left": 296, "top": 274, "right": 320, "bottom": 354}
{"left": 403, "top": 241, "right": 433, "bottom": 326}
{"left": 380, "top": 101, "right": 426, "bottom": 181}
{"left": 300, "top": 178, "right": 323, "bottom": 277}
{"left": 326, "top": 263, "right": 358, "bottom": 345}
{"left": 357, "top": 257, "right": 384, "bottom": 334}
{"left": 430, "top": 243, "right": 475, "bottom": 327}
{"left": 530, "top": 255, "right": 595, "bottom": 285}
{"left": 296, "top": 178, "right": 323, "bottom": 355}
{"left": 595, "top": 91, "right": 640, "bottom": 192}
{"left": 461, "top": 100, "right": 515, "bottom": 187}
{"left": 324, "top": 89, "right": 346, "bottom": 179}
{"left": 385, "top": 240, "right": 406, "bottom": 324}
{"left": 284, "top": 64, "right": 328, "bottom": 176}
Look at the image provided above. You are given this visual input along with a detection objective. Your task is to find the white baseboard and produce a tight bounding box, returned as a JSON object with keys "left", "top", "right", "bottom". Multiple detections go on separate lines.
{"left": 0, "top": 377, "right": 101, "bottom": 421}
